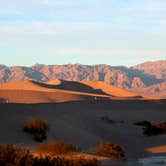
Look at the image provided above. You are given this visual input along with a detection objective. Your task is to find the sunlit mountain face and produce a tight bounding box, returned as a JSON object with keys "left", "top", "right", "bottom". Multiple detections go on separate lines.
{"left": 0, "top": 60, "right": 165, "bottom": 98}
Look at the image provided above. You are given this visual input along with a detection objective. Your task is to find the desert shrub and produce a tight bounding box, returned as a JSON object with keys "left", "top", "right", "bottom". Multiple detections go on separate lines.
{"left": 24, "top": 118, "right": 48, "bottom": 142}
{"left": 134, "top": 121, "right": 166, "bottom": 136}
{"left": 134, "top": 120, "right": 151, "bottom": 127}
{"left": 0, "top": 144, "right": 99, "bottom": 166}
{"left": 36, "top": 140, "right": 78, "bottom": 155}
{"left": 33, "top": 156, "right": 56, "bottom": 166}
{"left": 143, "top": 123, "right": 166, "bottom": 136}
{"left": 143, "top": 125, "right": 159, "bottom": 136}
{"left": 0, "top": 144, "right": 33, "bottom": 166}
{"left": 33, "top": 133, "right": 46, "bottom": 142}
{"left": 90, "top": 141, "right": 125, "bottom": 160}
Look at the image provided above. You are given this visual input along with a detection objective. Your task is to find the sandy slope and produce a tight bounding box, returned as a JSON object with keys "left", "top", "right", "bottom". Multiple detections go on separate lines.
{"left": 0, "top": 80, "right": 143, "bottom": 103}
{"left": 83, "top": 80, "right": 140, "bottom": 97}
{"left": 48, "top": 79, "right": 139, "bottom": 98}
{"left": 47, "top": 79, "right": 108, "bottom": 95}
{"left": 0, "top": 80, "right": 111, "bottom": 103}
{"left": 47, "top": 79, "right": 62, "bottom": 85}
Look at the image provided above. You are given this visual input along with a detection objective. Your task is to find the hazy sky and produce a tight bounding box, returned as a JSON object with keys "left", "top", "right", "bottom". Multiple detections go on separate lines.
{"left": 0, "top": 0, "right": 166, "bottom": 66}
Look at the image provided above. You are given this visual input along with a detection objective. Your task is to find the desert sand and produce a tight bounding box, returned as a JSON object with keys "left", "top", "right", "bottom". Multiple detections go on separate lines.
{"left": 0, "top": 79, "right": 143, "bottom": 103}
{"left": 83, "top": 80, "right": 139, "bottom": 97}
{"left": 0, "top": 80, "right": 165, "bottom": 165}
{"left": 0, "top": 80, "right": 111, "bottom": 103}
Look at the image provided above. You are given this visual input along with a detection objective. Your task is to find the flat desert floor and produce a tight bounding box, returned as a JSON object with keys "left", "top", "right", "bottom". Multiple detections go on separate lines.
{"left": 0, "top": 100, "right": 165, "bottom": 160}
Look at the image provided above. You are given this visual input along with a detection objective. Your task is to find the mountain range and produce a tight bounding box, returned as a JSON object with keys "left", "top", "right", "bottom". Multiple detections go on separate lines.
{"left": 0, "top": 60, "right": 165, "bottom": 98}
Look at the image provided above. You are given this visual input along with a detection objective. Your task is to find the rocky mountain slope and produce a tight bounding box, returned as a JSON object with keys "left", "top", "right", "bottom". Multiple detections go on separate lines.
{"left": 133, "top": 82, "right": 166, "bottom": 99}
{"left": 0, "top": 60, "right": 165, "bottom": 98}
{"left": 133, "top": 60, "right": 166, "bottom": 80}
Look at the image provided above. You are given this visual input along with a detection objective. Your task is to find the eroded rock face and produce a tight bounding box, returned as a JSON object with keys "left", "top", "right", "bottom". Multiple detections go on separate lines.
{"left": 132, "top": 77, "right": 145, "bottom": 89}
{"left": 0, "top": 61, "right": 165, "bottom": 98}
{"left": 133, "top": 82, "right": 166, "bottom": 98}
{"left": 133, "top": 60, "right": 166, "bottom": 80}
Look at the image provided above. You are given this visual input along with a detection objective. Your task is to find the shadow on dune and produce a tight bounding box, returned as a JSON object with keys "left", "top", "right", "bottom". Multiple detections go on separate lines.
{"left": 32, "top": 80, "right": 109, "bottom": 95}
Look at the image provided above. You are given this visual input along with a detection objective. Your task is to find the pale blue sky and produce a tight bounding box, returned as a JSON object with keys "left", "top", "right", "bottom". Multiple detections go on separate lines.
{"left": 0, "top": 0, "right": 166, "bottom": 66}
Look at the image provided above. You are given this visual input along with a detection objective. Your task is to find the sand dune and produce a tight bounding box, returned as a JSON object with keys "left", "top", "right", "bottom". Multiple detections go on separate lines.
{"left": 83, "top": 80, "right": 140, "bottom": 98}
{"left": 0, "top": 79, "right": 145, "bottom": 103}
{"left": 48, "top": 79, "right": 141, "bottom": 98}
{"left": 0, "top": 80, "right": 52, "bottom": 92}
{"left": 47, "top": 79, "right": 107, "bottom": 95}
{"left": 0, "top": 80, "right": 110, "bottom": 103}
{"left": 47, "top": 79, "right": 62, "bottom": 85}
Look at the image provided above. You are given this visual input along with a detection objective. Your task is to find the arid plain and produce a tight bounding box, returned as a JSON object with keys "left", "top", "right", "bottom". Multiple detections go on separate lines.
{"left": 0, "top": 78, "right": 165, "bottom": 165}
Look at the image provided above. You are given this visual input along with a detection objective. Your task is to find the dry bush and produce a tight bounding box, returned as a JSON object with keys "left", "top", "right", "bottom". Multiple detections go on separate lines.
{"left": 0, "top": 144, "right": 33, "bottom": 166}
{"left": 134, "top": 120, "right": 151, "bottom": 127}
{"left": 23, "top": 118, "right": 48, "bottom": 142}
{"left": 36, "top": 140, "right": 78, "bottom": 155}
{"left": 134, "top": 121, "right": 166, "bottom": 136}
{"left": 0, "top": 144, "right": 99, "bottom": 166}
{"left": 90, "top": 141, "right": 125, "bottom": 160}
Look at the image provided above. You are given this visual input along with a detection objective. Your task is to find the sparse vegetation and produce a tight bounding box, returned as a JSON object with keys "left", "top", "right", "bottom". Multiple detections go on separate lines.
{"left": 134, "top": 121, "right": 166, "bottom": 136}
{"left": 0, "top": 144, "right": 33, "bottom": 166}
{"left": 134, "top": 120, "right": 151, "bottom": 127}
{"left": 0, "top": 144, "right": 98, "bottom": 166}
{"left": 90, "top": 141, "right": 125, "bottom": 160}
{"left": 23, "top": 118, "right": 48, "bottom": 142}
{"left": 36, "top": 140, "right": 78, "bottom": 155}
{"left": 101, "top": 116, "right": 124, "bottom": 124}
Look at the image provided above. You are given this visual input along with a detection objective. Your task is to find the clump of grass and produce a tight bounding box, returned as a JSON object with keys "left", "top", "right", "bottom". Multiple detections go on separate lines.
{"left": 0, "top": 144, "right": 99, "bottom": 166}
{"left": 23, "top": 117, "right": 48, "bottom": 142}
{"left": 0, "top": 144, "right": 33, "bottom": 166}
{"left": 90, "top": 141, "right": 126, "bottom": 160}
{"left": 36, "top": 140, "right": 78, "bottom": 155}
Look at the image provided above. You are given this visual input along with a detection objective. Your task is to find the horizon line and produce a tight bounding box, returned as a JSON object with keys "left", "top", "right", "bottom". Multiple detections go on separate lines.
{"left": 0, "top": 59, "right": 165, "bottom": 68}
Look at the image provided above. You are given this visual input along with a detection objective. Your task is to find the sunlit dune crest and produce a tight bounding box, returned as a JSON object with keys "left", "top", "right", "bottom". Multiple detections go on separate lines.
{"left": 0, "top": 80, "right": 51, "bottom": 92}
{"left": 47, "top": 79, "right": 62, "bottom": 85}
{"left": 83, "top": 80, "right": 140, "bottom": 97}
